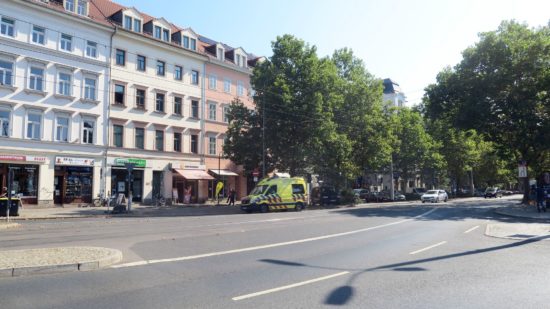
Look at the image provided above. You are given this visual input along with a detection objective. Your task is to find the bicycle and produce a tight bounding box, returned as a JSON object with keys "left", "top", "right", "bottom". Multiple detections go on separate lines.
{"left": 93, "top": 193, "right": 114, "bottom": 207}
{"left": 153, "top": 194, "right": 166, "bottom": 207}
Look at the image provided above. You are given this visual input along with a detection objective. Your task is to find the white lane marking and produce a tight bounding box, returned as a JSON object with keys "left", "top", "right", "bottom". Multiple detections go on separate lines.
{"left": 112, "top": 208, "right": 438, "bottom": 269}
{"left": 232, "top": 271, "right": 350, "bottom": 301}
{"left": 464, "top": 225, "right": 480, "bottom": 234}
{"left": 409, "top": 241, "right": 447, "bottom": 255}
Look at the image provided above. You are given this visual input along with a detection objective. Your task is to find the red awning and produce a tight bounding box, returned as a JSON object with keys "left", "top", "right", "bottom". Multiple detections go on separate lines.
{"left": 173, "top": 169, "right": 215, "bottom": 180}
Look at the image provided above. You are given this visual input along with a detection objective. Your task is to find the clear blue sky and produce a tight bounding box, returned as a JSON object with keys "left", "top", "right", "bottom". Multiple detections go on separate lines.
{"left": 116, "top": 0, "right": 549, "bottom": 105}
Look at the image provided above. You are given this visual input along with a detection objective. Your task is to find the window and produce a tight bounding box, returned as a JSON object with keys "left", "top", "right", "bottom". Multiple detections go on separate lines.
{"left": 209, "top": 75, "right": 217, "bottom": 90}
{"left": 114, "top": 84, "right": 125, "bottom": 105}
{"left": 157, "top": 60, "right": 165, "bottom": 76}
{"left": 65, "top": 0, "right": 75, "bottom": 12}
{"left": 209, "top": 136, "right": 216, "bottom": 155}
{"left": 135, "top": 127, "right": 144, "bottom": 149}
{"left": 190, "top": 38, "right": 196, "bottom": 50}
{"left": 183, "top": 36, "right": 189, "bottom": 48}
{"left": 115, "top": 49, "right": 125, "bottom": 66}
{"left": 237, "top": 81, "right": 244, "bottom": 96}
{"left": 174, "top": 96, "right": 182, "bottom": 115}
{"left": 292, "top": 184, "right": 305, "bottom": 194}
{"left": 124, "top": 16, "right": 132, "bottom": 30}
{"left": 32, "top": 26, "right": 45, "bottom": 45}
{"left": 137, "top": 55, "right": 146, "bottom": 71}
{"left": 173, "top": 132, "right": 181, "bottom": 152}
{"left": 133, "top": 19, "right": 141, "bottom": 32}
{"left": 82, "top": 120, "right": 94, "bottom": 144}
{"left": 29, "top": 67, "right": 44, "bottom": 91}
{"left": 265, "top": 185, "right": 277, "bottom": 195}
{"left": 0, "top": 60, "right": 13, "bottom": 86}
{"left": 135, "top": 89, "right": 145, "bottom": 109}
{"left": 0, "top": 110, "right": 10, "bottom": 137}
{"left": 163, "top": 29, "right": 170, "bottom": 42}
{"left": 223, "top": 106, "right": 230, "bottom": 123}
{"left": 191, "top": 70, "right": 199, "bottom": 85}
{"left": 155, "top": 93, "right": 165, "bottom": 112}
{"left": 224, "top": 79, "right": 231, "bottom": 93}
{"left": 77, "top": 0, "right": 87, "bottom": 15}
{"left": 57, "top": 72, "right": 72, "bottom": 96}
{"left": 208, "top": 102, "right": 216, "bottom": 121}
{"left": 56, "top": 116, "right": 69, "bottom": 142}
{"left": 84, "top": 77, "right": 96, "bottom": 101}
{"left": 113, "top": 125, "right": 123, "bottom": 147}
{"left": 190, "top": 134, "right": 198, "bottom": 154}
{"left": 191, "top": 100, "right": 199, "bottom": 118}
{"left": 86, "top": 41, "right": 97, "bottom": 58}
{"left": 175, "top": 65, "right": 182, "bottom": 80}
{"left": 154, "top": 26, "right": 161, "bottom": 39}
{"left": 61, "top": 34, "right": 72, "bottom": 51}
{"left": 1, "top": 17, "right": 15, "bottom": 37}
{"left": 217, "top": 48, "right": 224, "bottom": 61}
{"left": 236, "top": 54, "right": 241, "bottom": 67}
{"left": 155, "top": 130, "right": 164, "bottom": 151}
{"left": 26, "top": 113, "right": 41, "bottom": 140}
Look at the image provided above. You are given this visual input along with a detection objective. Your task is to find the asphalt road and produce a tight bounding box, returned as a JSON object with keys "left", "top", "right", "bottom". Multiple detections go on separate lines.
{"left": 1, "top": 197, "right": 549, "bottom": 308}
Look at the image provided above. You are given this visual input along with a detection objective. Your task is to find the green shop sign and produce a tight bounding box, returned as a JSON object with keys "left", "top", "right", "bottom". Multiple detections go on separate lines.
{"left": 114, "top": 158, "right": 146, "bottom": 168}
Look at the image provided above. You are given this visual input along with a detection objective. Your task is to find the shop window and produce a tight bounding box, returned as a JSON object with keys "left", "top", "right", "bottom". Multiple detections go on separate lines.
{"left": 7, "top": 164, "right": 39, "bottom": 200}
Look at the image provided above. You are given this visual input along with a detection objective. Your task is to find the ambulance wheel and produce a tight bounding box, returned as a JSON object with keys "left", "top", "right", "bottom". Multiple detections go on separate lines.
{"left": 295, "top": 203, "right": 304, "bottom": 212}
{"left": 260, "top": 204, "right": 269, "bottom": 213}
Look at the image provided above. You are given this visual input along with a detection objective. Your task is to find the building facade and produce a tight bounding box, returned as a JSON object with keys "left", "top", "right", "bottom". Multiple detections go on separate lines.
{"left": 382, "top": 78, "right": 406, "bottom": 108}
{"left": 199, "top": 37, "right": 257, "bottom": 200}
{"left": 0, "top": 0, "right": 111, "bottom": 206}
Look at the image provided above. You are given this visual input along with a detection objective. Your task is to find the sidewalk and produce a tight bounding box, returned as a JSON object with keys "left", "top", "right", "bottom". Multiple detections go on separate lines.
{"left": 495, "top": 204, "right": 550, "bottom": 221}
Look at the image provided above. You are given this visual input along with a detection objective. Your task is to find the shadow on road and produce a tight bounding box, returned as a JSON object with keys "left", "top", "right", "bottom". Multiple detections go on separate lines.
{"left": 260, "top": 233, "right": 550, "bottom": 305}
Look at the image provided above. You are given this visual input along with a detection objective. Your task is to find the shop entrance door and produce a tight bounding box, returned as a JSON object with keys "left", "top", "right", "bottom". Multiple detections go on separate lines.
{"left": 54, "top": 175, "right": 64, "bottom": 204}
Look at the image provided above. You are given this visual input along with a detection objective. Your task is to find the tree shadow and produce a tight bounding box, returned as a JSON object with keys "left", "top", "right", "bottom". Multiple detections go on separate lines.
{"left": 259, "top": 234, "right": 550, "bottom": 305}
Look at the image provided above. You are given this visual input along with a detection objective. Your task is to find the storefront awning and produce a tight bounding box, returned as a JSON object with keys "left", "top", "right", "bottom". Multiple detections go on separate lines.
{"left": 173, "top": 169, "right": 215, "bottom": 180}
{"left": 209, "top": 169, "right": 239, "bottom": 177}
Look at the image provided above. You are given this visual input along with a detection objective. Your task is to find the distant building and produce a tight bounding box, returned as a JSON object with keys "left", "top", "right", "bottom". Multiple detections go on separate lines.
{"left": 382, "top": 78, "right": 406, "bottom": 108}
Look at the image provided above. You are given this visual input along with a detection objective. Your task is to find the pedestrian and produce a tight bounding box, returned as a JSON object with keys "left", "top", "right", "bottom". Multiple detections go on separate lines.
{"left": 0, "top": 187, "right": 7, "bottom": 198}
{"left": 536, "top": 185, "right": 546, "bottom": 213}
{"left": 227, "top": 188, "right": 236, "bottom": 206}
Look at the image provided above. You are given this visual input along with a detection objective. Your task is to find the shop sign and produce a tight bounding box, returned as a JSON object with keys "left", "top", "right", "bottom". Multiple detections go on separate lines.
{"left": 55, "top": 157, "right": 95, "bottom": 166}
{"left": 0, "top": 155, "right": 25, "bottom": 162}
{"left": 114, "top": 158, "right": 146, "bottom": 168}
{"left": 25, "top": 156, "right": 48, "bottom": 163}
{"left": 183, "top": 164, "right": 205, "bottom": 170}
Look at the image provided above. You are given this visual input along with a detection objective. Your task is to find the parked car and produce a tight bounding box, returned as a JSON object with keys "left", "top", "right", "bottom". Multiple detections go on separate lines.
{"left": 377, "top": 190, "right": 406, "bottom": 202}
{"left": 501, "top": 190, "right": 514, "bottom": 196}
{"left": 484, "top": 187, "right": 502, "bottom": 198}
{"left": 353, "top": 189, "right": 370, "bottom": 200}
{"left": 311, "top": 186, "right": 341, "bottom": 206}
{"left": 410, "top": 188, "right": 427, "bottom": 200}
{"left": 365, "top": 191, "right": 381, "bottom": 203}
{"left": 421, "top": 190, "right": 448, "bottom": 203}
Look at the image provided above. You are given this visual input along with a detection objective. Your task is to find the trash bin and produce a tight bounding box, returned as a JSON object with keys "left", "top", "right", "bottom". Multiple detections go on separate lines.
{"left": 0, "top": 198, "right": 21, "bottom": 217}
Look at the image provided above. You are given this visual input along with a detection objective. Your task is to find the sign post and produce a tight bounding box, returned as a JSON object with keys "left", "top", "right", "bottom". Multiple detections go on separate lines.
{"left": 125, "top": 163, "right": 136, "bottom": 212}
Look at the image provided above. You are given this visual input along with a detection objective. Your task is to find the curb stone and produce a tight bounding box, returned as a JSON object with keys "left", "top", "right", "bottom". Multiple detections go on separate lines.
{"left": 0, "top": 222, "right": 20, "bottom": 229}
{"left": 0, "top": 247, "right": 123, "bottom": 278}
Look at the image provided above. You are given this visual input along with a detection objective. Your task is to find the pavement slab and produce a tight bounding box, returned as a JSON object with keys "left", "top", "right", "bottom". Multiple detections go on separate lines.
{"left": 485, "top": 223, "right": 550, "bottom": 240}
{"left": 0, "top": 247, "right": 122, "bottom": 277}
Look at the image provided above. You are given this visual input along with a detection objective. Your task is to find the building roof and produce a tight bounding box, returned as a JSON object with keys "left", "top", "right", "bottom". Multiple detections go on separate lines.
{"left": 383, "top": 78, "right": 402, "bottom": 94}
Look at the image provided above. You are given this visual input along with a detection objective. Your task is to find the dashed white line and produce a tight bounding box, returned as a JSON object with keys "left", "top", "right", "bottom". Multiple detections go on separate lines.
{"left": 112, "top": 208, "right": 438, "bottom": 268}
{"left": 464, "top": 225, "right": 480, "bottom": 234}
{"left": 232, "top": 271, "right": 350, "bottom": 301}
{"left": 410, "top": 241, "right": 447, "bottom": 255}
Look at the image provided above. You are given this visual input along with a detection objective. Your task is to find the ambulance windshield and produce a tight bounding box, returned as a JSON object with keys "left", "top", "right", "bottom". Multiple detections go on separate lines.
{"left": 250, "top": 185, "right": 268, "bottom": 195}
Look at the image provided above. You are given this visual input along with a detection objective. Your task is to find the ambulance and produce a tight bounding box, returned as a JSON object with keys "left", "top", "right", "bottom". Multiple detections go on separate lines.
{"left": 240, "top": 176, "right": 308, "bottom": 213}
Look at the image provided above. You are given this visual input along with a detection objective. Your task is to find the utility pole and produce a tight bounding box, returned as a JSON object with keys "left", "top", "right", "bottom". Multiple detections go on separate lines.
{"left": 390, "top": 155, "right": 395, "bottom": 201}
{"left": 262, "top": 100, "right": 266, "bottom": 178}
{"left": 6, "top": 167, "right": 14, "bottom": 223}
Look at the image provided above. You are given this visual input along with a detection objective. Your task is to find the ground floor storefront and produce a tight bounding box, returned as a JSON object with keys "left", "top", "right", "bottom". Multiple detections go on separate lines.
{"left": 0, "top": 153, "right": 102, "bottom": 206}
{"left": 204, "top": 157, "right": 249, "bottom": 201}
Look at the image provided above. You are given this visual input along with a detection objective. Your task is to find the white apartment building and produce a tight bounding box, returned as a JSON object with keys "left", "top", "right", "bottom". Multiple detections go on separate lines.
{"left": 0, "top": 0, "right": 112, "bottom": 206}
{"left": 382, "top": 78, "right": 406, "bottom": 108}
{"left": 92, "top": 2, "right": 211, "bottom": 204}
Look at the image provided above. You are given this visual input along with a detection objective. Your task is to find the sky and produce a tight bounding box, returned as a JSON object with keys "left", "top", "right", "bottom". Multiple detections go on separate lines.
{"left": 116, "top": 0, "right": 550, "bottom": 105}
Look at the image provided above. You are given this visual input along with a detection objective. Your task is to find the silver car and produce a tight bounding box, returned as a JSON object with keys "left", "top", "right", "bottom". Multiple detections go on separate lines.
{"left": 421, "top": 190, "right": 448, "bottom": 203}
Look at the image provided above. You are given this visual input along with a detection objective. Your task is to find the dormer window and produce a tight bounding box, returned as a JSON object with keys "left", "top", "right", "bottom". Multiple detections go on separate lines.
{"left": 153, "top": 26, "right": 169, "bottom": 42}
{"left": 190, "top": 38, "right": 196, "bottom": 50}
{"left": 163, "top": 29, "right": 170, "bottom": 42}
{"left": 183, "top": 36, "right": 189, "bottom": 49}
{"left": 235, "top": 54, "right": 247, "bottom": 68}
{"left": 123, "top": 14, "right": 142, "bottom": 33}
{"left": 154, "top": 26, "right": 161, "bottom": 39}
{"left": 65, "top": 0, "right": 88, "bottom": 16}
{"left": 217, "top": 47, "right": 224, "bottom": 61}
{"left": 182, "top": 35, "right": 196, "bottom": 50}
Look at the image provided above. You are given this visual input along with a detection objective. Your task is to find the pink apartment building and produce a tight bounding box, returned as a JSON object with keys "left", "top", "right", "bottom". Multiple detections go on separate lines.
{"left": 199, "top": 37, "right": 259, "bottom": 201}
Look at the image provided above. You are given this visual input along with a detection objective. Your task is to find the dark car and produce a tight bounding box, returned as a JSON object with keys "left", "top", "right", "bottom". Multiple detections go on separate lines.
{"left": 353, "top": 189, "right": 369, "bottom": 200}
{"left": 311, "top": 186, "right": 341, "bottom": 206}
{"left": 484, "top": 187, "right": 502, "bottom": 198}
